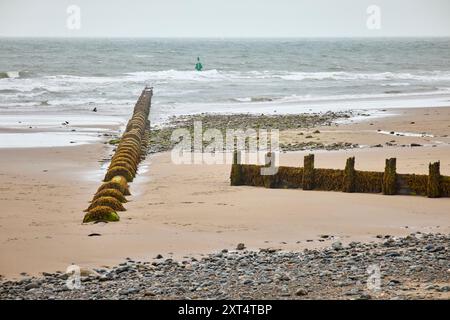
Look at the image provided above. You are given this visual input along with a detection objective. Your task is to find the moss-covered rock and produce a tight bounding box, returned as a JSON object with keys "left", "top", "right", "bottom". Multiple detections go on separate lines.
{"left": 85, "top": 196, "right": 126, "bottom": 212}
{"left": 83, "top": 206, "right": 120, "bottom": 223}
{"left": 108, "top": 139, "right": 121, "bottom": 145}
{"left": 97, "top": 180, "right": 131, "bottom": 196}
{"left": 118, "top": 140, "right": 141, "bottom": 150}
{"left": 108, "top": 161, "right": 136, "bottom": 176}
{"left": 111, "top": 155, "right": 139, "bottom": 168}
{"left": 93, "top": 188, "right": 127, "bottom": 203}
{"left": 115, "top": 146, "right": 140, "bottom": 159}
{"left": 122, "top": 131, "right": 142, "bottom": 144}
{"left": 104, "top": 166, "right": 134, "bottom": 182}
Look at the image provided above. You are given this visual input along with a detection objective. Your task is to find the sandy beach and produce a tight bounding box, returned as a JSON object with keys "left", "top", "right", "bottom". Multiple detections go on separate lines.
{"left": 0, "top": 106, "right": 449, "bottom": 281}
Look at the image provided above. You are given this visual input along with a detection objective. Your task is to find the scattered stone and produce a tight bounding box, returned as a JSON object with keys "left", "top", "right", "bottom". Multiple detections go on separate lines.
{"left": 1, "top": 233, "right": 448, "bottom": 300}
{"left": 236, "top": 243, "right": 246, "bottom": 250}
{"left": 437, "top": 286, "right": 450, "bottom": 292}
{"left": 25, "top": 282, "right": 40, "bottom": 291}
{"left": 295, "top": 288, "right": 308, "bottom": 296}
{"left": 332, "top": 241, "right": 343, "bottom": 251}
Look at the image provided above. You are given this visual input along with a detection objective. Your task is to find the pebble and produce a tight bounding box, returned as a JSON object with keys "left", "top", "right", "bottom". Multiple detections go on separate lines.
{"left": 24, "top": 282, "right": 40, "bottom": 291}
{"left": 332, "top": 241, "right": 343, "bottom": 251}
{"left": 1, "top": 233, "right": 448, "bottom": 300}
{"left": 295, "top": 288, "right": 308, "bottom": 296}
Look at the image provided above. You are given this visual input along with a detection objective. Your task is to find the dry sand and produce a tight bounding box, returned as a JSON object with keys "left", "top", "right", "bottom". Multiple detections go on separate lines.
{"left": 0, "top": 107, "right": 449, "bottom": 279}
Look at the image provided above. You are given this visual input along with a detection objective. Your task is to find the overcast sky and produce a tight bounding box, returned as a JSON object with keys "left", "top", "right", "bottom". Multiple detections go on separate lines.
{"left": 1, "top": 0, "right": 449, "bottom": 37}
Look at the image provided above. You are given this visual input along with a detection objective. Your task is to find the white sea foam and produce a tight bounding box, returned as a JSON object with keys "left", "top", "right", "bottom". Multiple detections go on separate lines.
{"left": 2, "top": 70, "right": 450, "bottom": 94}
{"left": 125, "top": 69, "right": 226, "bottom": 82}
{"left": 377, "top": 130, "right": 434, "bottom": 138}
{"left": 276, "top": 71, "right": 450, "bottom": 82}
{"left": 381, "top": 82, "right": 411, "bottom": 87}
{"left": 230, "top": 88, "right": 450, "bottom": 106}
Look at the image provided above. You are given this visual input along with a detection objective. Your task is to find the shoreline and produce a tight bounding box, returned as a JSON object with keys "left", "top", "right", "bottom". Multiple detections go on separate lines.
{"left": 0, "top": 113, "right": 126, "bottom": 148}
{"left": 0, "top": 106, "right": 449, "bottom": 282}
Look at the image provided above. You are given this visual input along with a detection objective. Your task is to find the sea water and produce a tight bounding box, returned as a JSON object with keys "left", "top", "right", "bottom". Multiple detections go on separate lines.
{"left": 1, "top": 38, "right": 450, "bottom": 126}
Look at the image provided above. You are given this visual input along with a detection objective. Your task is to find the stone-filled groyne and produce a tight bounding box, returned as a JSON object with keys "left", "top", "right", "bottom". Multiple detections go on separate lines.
{"left": 230, "top": 152, "right": 450, "bottom": 198}
{"left": 83, "top": 87, "right": 153, "bottom": 223}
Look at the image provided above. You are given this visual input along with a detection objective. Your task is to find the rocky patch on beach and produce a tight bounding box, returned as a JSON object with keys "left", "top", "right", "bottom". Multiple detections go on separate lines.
{"left": 1, "top": 233, "right": 448, "bottom": 300}
{"left": 148, "top": 112, "right": 354, "bottom": 153}
{"left": 280, "top": 141, "right": 359, "bottom": 152}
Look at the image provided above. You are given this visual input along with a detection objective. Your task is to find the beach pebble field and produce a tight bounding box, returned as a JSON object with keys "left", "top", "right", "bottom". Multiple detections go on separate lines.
{"left": 1, "top": 233, "right": 448, "bottom": 300}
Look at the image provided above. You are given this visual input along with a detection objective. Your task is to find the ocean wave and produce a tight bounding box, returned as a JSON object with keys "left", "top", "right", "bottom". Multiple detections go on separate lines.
{"left": 0, "top": 71, "right": 29, "bottom": 79}
{"left": 123, "top": 69, "right": 450, "bottom": 82}
{"left": 233, "top": 97, "right": 274, "bottom": 103}
{"left": 2, "top": 69, "right": 450, "bottom": 90}
{"left": 43, "top": 98, "right": 136, "bottom": 107}
{"left": 0, "top": 101, "right": 41, "bottom": 108}
{"left": 124, "top": 70, "right": 450, "bottom": 82}
{"left": 125, "top": 69, "right": 226, "bottom": 82}
{"left": 381, "top": 82, "right": 411, "bottom": 87}
{"left": 276, "top": 88, "right": 450, "bottom": 103}
{"left": 276, "top": 71, "right": 450, "bottom": 82}
{"left": 228, "top": 87, "right": 450, "bottom": 105}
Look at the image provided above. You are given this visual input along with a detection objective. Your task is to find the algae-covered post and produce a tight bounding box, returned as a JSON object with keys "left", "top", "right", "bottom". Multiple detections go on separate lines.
{"left": 302, "top": 154, "right": 315, "bottom": 190}
{"left": 342, "top": 157, "right": 356, "bottom": 193}
{"left": 83, "top": 87, "right": 153, "bottom": 223}
{"left": 427, "top": 161, "right": 441, "bottom": 198}
{"left": 229, "top": 154, "right": 449, "bottom": 198}
{"left": 230, "top": 150, "right": 243, "bottom": 186}
{"left": 262, "top": 152, "right": 277, "bottom": 188}
{"left": 382, "top": 158, "right": 397, "bottom": 195}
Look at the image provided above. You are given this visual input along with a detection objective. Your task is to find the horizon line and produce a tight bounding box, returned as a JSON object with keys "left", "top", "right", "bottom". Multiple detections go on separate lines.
{"left": 1, "top": 35, "right": 450, "bottom": 39}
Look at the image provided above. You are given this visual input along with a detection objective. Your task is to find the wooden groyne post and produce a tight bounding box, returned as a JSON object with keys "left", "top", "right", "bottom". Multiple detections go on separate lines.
{"left": 382, "top": 158, "right": 397, "bottom": 195}
{"left": 427, "top": 161, "right": 441, "bottom": 198}
{"left": 262, "top": 152, "right": 277, "bottom": 188}
{"left": 302, "top": 154, "right": 315, "bottom": 190}
{"left": 342, "top": 157, "right": 356, "bottom": 193}
{"left": 230, "top": 150, "right": 243, "bottom": 186}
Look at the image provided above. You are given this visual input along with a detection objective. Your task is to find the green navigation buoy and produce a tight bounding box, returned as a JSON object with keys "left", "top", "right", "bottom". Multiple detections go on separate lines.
{"left": 195, "top": 57, "right": 203, "bottom": 71}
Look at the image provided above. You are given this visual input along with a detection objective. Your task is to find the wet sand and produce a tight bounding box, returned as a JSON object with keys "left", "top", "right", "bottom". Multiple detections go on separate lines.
{"left": 0, "top": 107, "right": 449, "bottom": 279}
